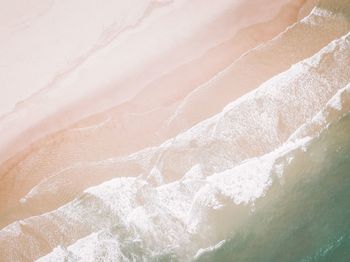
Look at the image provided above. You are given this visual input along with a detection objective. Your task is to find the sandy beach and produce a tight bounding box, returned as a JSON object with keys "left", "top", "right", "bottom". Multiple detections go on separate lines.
{"left": 1, "top": 0, "right": 350, "bottom": 261}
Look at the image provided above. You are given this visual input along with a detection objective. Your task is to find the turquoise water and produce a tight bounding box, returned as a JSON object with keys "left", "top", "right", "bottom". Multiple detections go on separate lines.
{"left": 196, "top": 113, "right": 350, "bottom": 262}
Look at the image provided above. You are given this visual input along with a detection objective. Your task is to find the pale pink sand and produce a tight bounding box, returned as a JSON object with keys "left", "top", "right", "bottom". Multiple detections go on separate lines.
{"left": 0, "top": 0, "right": 300, "bottom": 165}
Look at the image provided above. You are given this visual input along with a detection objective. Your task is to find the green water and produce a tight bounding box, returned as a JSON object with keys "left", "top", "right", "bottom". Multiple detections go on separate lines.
{"left": 196, "top": 113, "right": 350, "bottom": 262}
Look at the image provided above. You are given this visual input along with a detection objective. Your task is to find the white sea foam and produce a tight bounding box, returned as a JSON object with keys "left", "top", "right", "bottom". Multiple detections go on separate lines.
{"left": 288, "top": 83, "right": 350, "bottom": 142}
{"left": 194, "top": 239, "right": 226, "bottom": 259}
{"left": 34, "top": 135, "right": 312, "bottom": 261}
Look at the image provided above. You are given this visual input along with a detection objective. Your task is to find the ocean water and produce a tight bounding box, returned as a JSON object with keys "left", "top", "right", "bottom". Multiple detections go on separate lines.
{"left": 196, "top": 113, "right": 350, "bottom": 262}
